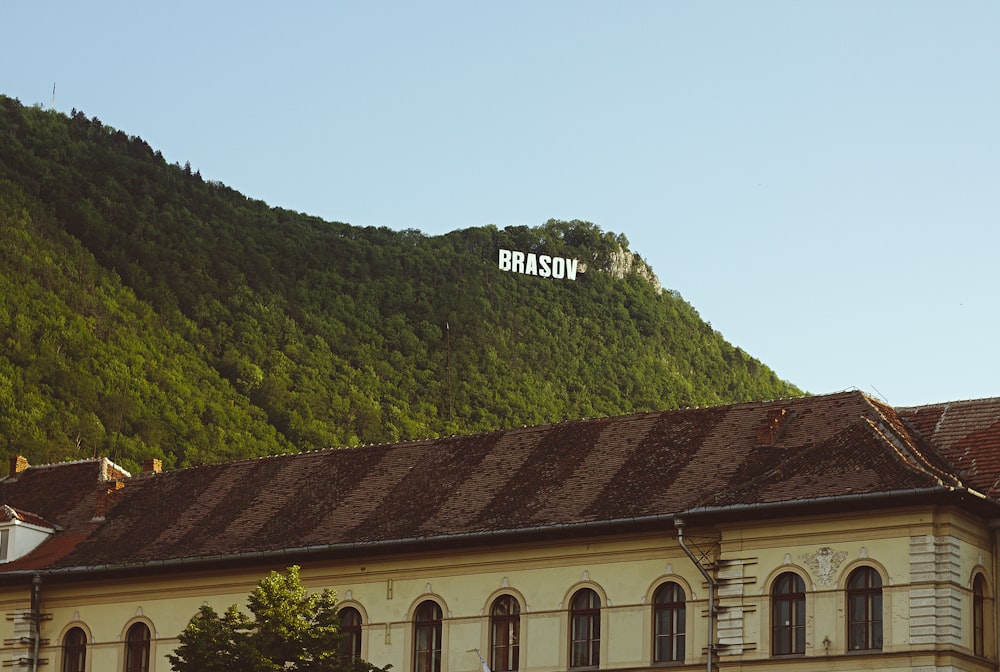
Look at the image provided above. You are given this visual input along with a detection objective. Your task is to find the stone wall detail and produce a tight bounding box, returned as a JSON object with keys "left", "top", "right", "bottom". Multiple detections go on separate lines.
{"left": 909, "top": 534, "right": 963, "bottom": 647}
{"left": 801, "top": 547, "right": 848, "bottom": 586}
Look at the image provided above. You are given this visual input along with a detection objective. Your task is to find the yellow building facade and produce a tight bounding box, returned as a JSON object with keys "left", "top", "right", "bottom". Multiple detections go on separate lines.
{"left": 1, "top": 391, "right": 998, "bottom": 672}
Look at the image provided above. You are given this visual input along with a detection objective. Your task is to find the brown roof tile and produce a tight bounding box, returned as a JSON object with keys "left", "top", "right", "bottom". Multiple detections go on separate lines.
{"left": 898, "top": 397, "right": 1000, "bottom": 498}
{"left": 2, "top": 391, "right": 997, "bottom": 574}
{"left": 0, "top": 505, "right": 55, "bottom": 530}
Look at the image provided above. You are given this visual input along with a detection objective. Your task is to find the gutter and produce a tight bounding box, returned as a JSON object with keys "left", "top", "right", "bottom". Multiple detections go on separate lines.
{"left": 0, "top": 485, "right": 979, "bottom": 583}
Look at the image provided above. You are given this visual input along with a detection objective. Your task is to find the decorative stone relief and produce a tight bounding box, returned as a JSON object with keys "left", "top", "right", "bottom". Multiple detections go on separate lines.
{"left": 581, "top": 570, "right": 590, "bottom": 582}
{"left": 501, "top": 576, "right": 509, "bottom": 588}
{"left": 666, "top": 563, "right": 674, "bottom": 575}
{"left": 801, "top": 547, "right": 848, "bottom": 586}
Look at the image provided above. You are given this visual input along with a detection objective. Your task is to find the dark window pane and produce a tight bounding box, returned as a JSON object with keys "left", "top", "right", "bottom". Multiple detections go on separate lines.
{"left": 124, "top": 623, "right": 150, "bottom": 672}
{"left": 62, "top": 628, "right": 87, "bottom": 672}
{"left": 570, "top": 589, "right": 600, "bottom": 668}
{"left": 491, "top": 596, "right": 520, "bottom": 672}
{"left": 846, "top": 568, "right": 882, "bottom": 651}
{"left": 414, "top": 601, "right": 442, "bottom": 672}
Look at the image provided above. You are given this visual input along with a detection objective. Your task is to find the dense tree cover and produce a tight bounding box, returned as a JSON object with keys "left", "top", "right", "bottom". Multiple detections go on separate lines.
{"left": 168, "top": 565, "right": 391, "bottom": 672}
{"left": 0, "top": 95, "right": 801, "bottom": 472}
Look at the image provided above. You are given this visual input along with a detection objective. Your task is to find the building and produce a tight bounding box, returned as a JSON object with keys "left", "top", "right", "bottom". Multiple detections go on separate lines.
{"left": 1, "top": 390, "right": 998, "bottom": 672}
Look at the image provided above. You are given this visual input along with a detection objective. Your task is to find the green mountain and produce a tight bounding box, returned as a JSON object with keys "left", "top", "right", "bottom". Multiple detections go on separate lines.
{"left": 0, "top": 95, "right": 801, "bottom": 474}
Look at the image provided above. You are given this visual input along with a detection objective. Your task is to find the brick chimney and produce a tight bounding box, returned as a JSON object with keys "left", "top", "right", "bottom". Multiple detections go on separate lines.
{"left": 141, "top": 458, "right": 162, "bottom": 476}
{"left": 756, "top": 408, "right": 790, "bottom": 445}
{"left": 95, "top": 480, "right": 126, "bottom": 518}
{"left": 8, "top": 455, "right": 29, "bottom": 477}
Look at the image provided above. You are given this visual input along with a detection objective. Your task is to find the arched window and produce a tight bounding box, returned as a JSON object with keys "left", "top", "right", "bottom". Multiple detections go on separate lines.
{"left": 490, "top": 595, "right": 521, "bottom": 672}
{"left": 569, "top": 588, "right": 600, "bottom": 668}
{"left": 653, "top": 582, "right": 685, "bottom": 663}
{"left": 772, "top": 572, "right": 805, "bottom": 655}
{"left": 124, "top": 622, "right": 150, "bottom": 672}
{"left": 847, "top": 567, "right": 882, "bottom": 651}
{"left": 62, "top": 627, "right": 87, "bottom": 672}
{"left": 973, "top": 574, "right": 986, "bottom": 656}
{"left": 339, "top": 607, "right": 362, "bottom": 664}
{"left": 413, "top": 601, "right": 442, "bottom": 672}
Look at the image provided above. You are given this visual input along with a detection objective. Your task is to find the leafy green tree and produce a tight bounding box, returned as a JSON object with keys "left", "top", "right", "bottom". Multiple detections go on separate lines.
{"left": 168, "top": 565, "right": 391, "bottom": 672}
{"left": 0, "top": 94, "right": 803, "bottom": 471}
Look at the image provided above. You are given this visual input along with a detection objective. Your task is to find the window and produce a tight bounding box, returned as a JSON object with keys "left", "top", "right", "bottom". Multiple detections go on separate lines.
{"left": 847, "top": 567, "right": 882, "bottom": 651}
{"left": 653, "top": 582, "right": 685, "bottom": 663}
{"left": 772, "top": 572, "right": 805, "bottom": 655}
{"left": 62, "top": 627, "right": 87, "bottom": 672}
{"left": 569, "top": 588, "right": 600, "bottom": 668}
{"left": 973, "top": 574, "right": 986, "bottom": 656}
{"left": 490, "top": 595, "right": 521, "bottom": 672}
{"left": 413, "top": 601, "right": 442, "bottom": 672}
{"left": 124, "top": 622, "right": 150, "bottom": 672}
{"left": 339, "top": 607, "right": 362, "bottom": 664}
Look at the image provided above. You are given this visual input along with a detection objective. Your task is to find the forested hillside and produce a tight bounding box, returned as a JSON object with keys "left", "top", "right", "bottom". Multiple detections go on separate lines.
{"left": 0, "top": 95, "right": 801, "bottom": 474}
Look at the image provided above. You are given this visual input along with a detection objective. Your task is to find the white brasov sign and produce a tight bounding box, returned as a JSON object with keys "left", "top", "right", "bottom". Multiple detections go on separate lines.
{"left": 498, "top": 248, "right": 580, "bottom": 281}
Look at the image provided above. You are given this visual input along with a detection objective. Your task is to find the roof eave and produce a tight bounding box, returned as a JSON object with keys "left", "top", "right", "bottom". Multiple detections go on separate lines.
{"left": 1, "top": 484, "right": 992, "bottom": 586}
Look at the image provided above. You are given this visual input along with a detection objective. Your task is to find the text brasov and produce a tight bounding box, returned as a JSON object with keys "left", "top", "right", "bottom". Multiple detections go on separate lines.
{"left": 498, "top": 248, "right": 579, "bottom": 280}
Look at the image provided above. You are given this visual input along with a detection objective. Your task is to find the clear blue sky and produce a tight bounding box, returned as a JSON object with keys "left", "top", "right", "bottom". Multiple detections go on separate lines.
{"left": 6, "top": 2, "right": 998, "bottom": 407}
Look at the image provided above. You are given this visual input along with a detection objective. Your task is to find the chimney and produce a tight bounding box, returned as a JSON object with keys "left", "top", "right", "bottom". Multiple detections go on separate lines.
{"left": 141, "top": 458, "right": 162, "bottom": 476}
{"left": 756, "top": 408, "right": 790, "bottom": 445}
{"left": 95, "top": 481, "right": 126, "bottom": 518}
{"left": 8, "top": 455, "right": 29, "bottom": 477}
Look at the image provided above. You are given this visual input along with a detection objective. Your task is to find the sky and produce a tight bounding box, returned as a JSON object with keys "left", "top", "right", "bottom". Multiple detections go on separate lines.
{"left": 5, "top": 2, "right": 998, "bottom": 408}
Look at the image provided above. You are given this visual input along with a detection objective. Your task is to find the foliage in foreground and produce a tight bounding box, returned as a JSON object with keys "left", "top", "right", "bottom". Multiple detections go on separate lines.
{"left": 168, "top": 565, "right": 391, "bottom": 672}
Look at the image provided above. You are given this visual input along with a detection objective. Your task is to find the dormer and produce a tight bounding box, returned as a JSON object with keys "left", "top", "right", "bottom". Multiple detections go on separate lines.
{"left": 0, "top": 504, "right": 56, "bottom": 563}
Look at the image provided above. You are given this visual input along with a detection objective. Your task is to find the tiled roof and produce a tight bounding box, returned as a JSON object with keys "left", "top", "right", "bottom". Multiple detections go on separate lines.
{"left": 1, "top": 391, "right": 996, "bottom": 575}
{"left": 0, "top": 460, "right": 108, "bottom": 531}
{"left": 0, "top": 505, "right": 55, "bottom": 530}
{"left": 898, "top": 397, "right": 1000, "bottom": 498}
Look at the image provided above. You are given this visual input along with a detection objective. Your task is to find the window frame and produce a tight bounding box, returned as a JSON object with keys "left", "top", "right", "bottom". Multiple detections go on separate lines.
{"left": 652, "top": 581, "right": 686, "bottom": 664}
{"left": 62, "top": 626, "right": 87, "bottom": 672}
{"left": 339, "top": 606, "right": 363, "bottom": 664}
{"left": 413, "top": 600, "right": 443, "bottom": 672}
{"left": 973, "top": 574, "right": 986, "bottom": 657}
{"left": 489, "top": 595, "right": 521, "bottom": 672}
{"left": 123, "top": 622, "right": 150, "bottom": 672}
{"left": 771, "top": 572, "right": 806, "bottom": 656}
{"left": 569, "top": 588, "right": 601, "bottom": 669}
{"left": 846, "top": 566, "right": 883, "bottom": 652}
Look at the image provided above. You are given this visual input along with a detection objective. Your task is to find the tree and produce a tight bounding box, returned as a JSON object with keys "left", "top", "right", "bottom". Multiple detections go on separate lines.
{"left": 168, "top": 565, "right": 391, "bottom": 672}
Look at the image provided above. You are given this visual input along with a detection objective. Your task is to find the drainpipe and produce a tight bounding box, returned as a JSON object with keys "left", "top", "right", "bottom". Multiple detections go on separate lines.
{"left": 31, "top": 574, "right": 41, "bottom": 672}
{"left": 675, "top": 519, "right": 714, "bottom": 672}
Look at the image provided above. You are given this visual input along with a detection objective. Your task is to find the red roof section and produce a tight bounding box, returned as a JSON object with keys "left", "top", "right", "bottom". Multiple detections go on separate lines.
{"left": 898, "top": 397, "right": 1000, "bottom": 498}
{"left": 0, "top": 391, "right": 996, "bottom": 573}
{"left": 0, "top": 505, "right": 55, "bottom": 530}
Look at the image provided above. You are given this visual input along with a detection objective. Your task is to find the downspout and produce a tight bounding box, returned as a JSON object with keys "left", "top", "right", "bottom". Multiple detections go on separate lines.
{"left": 675, "top": 519, "right": 714, "bottom": 672}
{"left": 31, "top": 574, "right": 41, "bottom": 672}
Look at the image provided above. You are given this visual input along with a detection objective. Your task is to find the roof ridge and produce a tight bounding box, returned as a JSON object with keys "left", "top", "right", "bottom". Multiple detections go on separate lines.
{"left": 859, "top": 399, "right": 962, "bottom": 488}
{"left": 897, "top": 395, "right": 1000, "bottom": 410}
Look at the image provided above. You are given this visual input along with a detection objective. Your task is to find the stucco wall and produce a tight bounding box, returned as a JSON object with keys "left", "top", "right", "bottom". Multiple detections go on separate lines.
{"left": 1, "top": 506, "right": 995, "bottom": 672}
